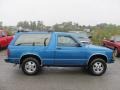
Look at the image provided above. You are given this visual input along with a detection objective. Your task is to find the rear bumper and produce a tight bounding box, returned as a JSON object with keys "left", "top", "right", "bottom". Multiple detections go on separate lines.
{"left": 4, "top": 59, "right": 9, "bottom": 63}
{"left": 4, "top": 58, "right": 19, "bottom": 64}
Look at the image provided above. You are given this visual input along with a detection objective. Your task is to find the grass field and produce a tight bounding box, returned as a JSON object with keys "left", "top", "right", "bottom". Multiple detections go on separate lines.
{"left": 91, "top": 28, "right": 120, "bottom": 45}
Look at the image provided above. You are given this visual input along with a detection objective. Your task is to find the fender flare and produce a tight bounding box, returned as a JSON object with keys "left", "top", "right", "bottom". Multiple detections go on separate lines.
{"left": 20, "top": 53, "right": 43, "bottom": 66}
{"left": 87, "top": 53, "right": 108, "bottom": 65}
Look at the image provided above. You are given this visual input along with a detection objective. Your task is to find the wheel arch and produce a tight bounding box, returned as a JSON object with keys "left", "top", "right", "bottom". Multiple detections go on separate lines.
{"left": 20, "top": 54, "right": 42, "bottom": 66}
{"left": 88, "top": 54, "right": 108, "bottom": 65}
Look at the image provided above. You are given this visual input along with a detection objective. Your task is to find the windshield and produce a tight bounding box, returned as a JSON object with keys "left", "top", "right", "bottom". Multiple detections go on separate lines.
{"left": 69, "top": 32, "right": 91, "bottom": 44}
{"left": 71, "top": 32, "right": 89, "bottom": 39}
{"left": 77, "top": 32, "right": 88, "bottom": 38}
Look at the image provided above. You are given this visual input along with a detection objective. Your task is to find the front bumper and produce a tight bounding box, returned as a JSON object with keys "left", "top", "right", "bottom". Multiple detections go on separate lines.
{"left": 111, "top": 59, "right": 115, "bottom": 63}
{"left": 108, "top": 58, "right": 115, "bottom": 63}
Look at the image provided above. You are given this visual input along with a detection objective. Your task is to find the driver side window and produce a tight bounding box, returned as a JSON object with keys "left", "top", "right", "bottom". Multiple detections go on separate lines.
{"left": 57, "top": 35, "right": 77, "bottom": 47}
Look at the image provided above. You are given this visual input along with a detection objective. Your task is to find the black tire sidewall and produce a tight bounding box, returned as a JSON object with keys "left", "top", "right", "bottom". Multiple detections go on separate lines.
{"left": 22, "top": 57, "right": 41, "bottom": 75}
{"left": 89, "top": 58, "right": 107, "bottom": 76}
{"left": 0, "top": 45, "right": 1, "bottom": 50}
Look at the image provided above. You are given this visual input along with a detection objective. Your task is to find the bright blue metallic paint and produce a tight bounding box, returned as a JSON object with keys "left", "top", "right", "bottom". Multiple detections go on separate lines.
{"left": 6, "top": 32, "right": 114, "bottom": 66}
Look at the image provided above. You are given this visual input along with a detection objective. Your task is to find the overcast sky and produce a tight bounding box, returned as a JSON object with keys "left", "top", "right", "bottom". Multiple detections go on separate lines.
{"left": 0, "top": 0, "right": 120, "bottom": 26}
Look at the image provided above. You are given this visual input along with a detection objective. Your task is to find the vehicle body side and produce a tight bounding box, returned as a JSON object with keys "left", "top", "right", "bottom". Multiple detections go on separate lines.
{"left": 7, "top": 32, "right": 114, "bottom": 66}
{"left": 103, "top": 39, "right": 120, "bottom": 54}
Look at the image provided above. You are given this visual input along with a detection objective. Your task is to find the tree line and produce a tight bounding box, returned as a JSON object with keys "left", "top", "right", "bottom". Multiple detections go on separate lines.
{"left": 1, "top": 21, "right": 120, "bottom": 44}
{"left": 16, "top": 21, "right": 87, "bottom": 31}
{"left": 16, "top": 21, "right": 120, "bottom": 32}
{"left": 1, "top": 21, "right": 120, "bottom": 32}
{"left": 17, "top": 21, "right": 51, "bottom": 31}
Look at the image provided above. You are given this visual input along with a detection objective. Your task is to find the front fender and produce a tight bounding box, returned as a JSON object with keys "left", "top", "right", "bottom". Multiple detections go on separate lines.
{"left": 87, "top": 53, "right": 108, "bottom": 64}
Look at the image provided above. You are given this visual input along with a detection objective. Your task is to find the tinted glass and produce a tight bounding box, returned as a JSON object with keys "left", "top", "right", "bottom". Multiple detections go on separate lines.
{"left": 15, "top": 33, "right": 51, "bottom": 46}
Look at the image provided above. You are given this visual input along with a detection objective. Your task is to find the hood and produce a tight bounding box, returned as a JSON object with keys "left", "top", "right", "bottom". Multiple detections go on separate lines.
{"left": 84, "top": 44, "right": 112, "bottom": 51}
{"left": 79, "top": 38, "right": 91, "bottom": 44}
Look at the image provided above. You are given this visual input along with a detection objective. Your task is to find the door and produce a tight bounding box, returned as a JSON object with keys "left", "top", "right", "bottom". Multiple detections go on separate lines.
{"left": 0, "top": 31, "right": 7, "bottom": 47}
{"left": 55, "top": 35, "right": 86, "bottom": 66}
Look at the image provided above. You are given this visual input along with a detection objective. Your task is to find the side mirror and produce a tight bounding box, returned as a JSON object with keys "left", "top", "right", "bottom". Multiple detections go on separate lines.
{"left": 76, "top": 43, "right": 81, "bottom": 47}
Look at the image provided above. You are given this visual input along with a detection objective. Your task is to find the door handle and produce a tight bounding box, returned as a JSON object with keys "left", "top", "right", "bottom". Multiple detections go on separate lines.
{"left": 56, "top": 47, "right": 62, "bottom": 50}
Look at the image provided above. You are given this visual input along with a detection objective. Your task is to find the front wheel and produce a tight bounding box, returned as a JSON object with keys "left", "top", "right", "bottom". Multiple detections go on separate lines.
{"left": 113, "top": 48, "right": 118, "bottom": 57}
{"left": 89, "top": 58, "right": 107, "bottom": 76}
{"left": 21, "top": 57, "right": 41, "bottom": 75}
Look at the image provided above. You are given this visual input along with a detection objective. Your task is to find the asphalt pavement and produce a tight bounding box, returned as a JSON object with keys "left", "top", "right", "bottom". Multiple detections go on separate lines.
{"left": 0, "top": 49, "right": 120, "bottom": 90}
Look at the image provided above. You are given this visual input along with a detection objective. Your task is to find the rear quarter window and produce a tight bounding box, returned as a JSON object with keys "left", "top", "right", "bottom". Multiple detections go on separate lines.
{"left": 15, "top": 33, "right": 51, "bottom": 46}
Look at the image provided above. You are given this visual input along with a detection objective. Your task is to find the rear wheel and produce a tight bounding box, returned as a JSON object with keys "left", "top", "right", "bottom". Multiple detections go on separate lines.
{"left": 21, "top": 57, "right": 41, "bottom": 75}
{"left": 88, "top": 58, "right": 107, "bottom": 76}
{"left": 0, "top": 45, "right": 1, "bottom": 50}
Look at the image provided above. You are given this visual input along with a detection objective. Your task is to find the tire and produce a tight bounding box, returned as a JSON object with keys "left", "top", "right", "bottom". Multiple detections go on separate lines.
{"left": 21, "top": 57, "right": 41, "bottom": 75}
{"left": 113, "top": 48, "right": 118, "bottom": 57}
{"left": 88, "top": 58, "right": 107, "bottom": 76}
{"left": 0, "top": 44, "right": 1, "bottom": 51}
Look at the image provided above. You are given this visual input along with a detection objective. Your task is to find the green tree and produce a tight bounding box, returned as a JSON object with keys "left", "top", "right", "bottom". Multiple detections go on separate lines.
{"left": 30, "top": 21, "right": 37, "bottom": 30}
{"left": 0, "top": 21, "right": 3, "bottom": 29}
{"left": 53, "top": 22, "right": 81, "bottom": 32}
{"left": 36, "top": 21, "right": 44, "bottom": 31}
{"left": 23, "top": 21, "right": 29, "bottom": 29}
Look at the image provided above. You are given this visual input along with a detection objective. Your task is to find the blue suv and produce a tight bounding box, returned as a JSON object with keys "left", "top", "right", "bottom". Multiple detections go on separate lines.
{"left": 5, "top": 32, "right": 114, "bottom": 76}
